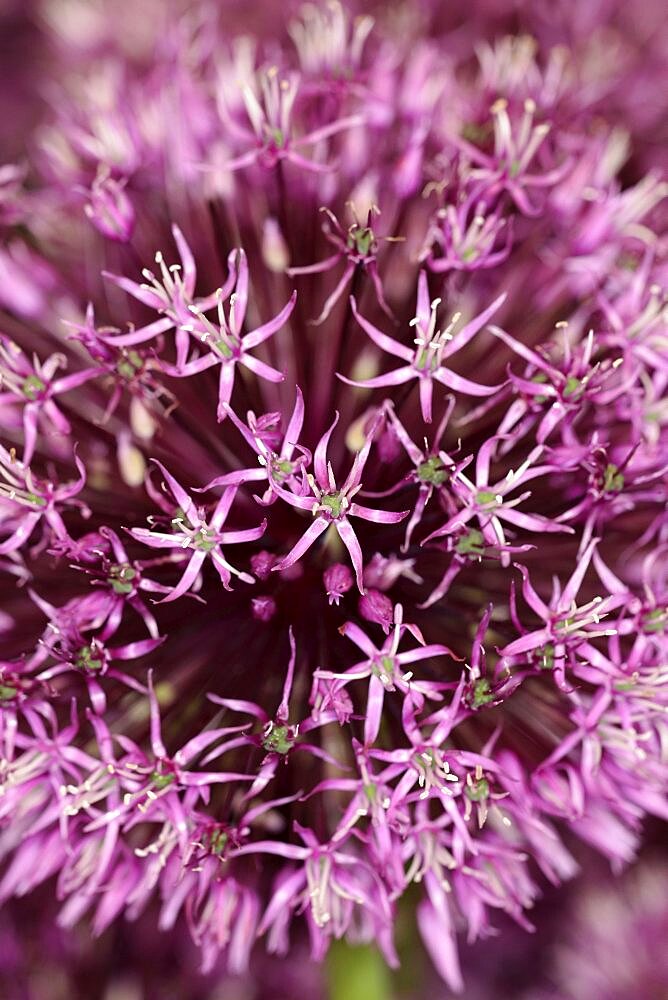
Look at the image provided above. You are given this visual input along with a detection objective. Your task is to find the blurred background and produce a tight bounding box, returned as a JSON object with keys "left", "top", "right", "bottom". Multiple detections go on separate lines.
{"left": 0, "top": 1, "right": 666, "bottom": 997}
{"left": 1, "top": 835, "right": 667, "bottom": 998}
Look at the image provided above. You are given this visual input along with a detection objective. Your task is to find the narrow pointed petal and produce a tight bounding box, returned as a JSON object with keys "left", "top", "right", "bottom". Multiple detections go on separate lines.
{"left": 241, "top": 354, "right": 285, "bottom": 383}
{"left": 337, "top": 368, "right": 414, "bottom": 390}
{"left": 156, "top": 549, "right": 207, "bottom": 603}
{"left": 273, "top": 517, "right": 329, "bottom": 571}
{"left": 351, "top": 298, "right": 413, "bottom": 361}
{"left": 434, "top": 368, "right": 502, "bottom": 397}
{"left": 348, "top": 502, "right": 408, "bottom": 524}
{"left": 440, "top": 293, "right": 507, "bottom": 360}
{"left": 314, "top": 413, "right": 339, "bottom": 488}
{"left": 242, "top": 291, "right": 296, "bottom": 349}
{"left": 336, "top": 518, "right": 365, "bottom": 593}
{"left": 419, "top": 376, "right": 434, "bottom": 423}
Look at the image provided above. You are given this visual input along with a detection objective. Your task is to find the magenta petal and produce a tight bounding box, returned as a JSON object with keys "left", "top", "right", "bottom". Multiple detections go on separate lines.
{"left": 415, "top": 270, "right": 431, "bottom": 330}
{"left": 434, "top": 367, "right": 502, "bottom": 397}
{"left": 109, "top": 636, "right": 164, "bottom": 660}
{"left": 282, "top": 386, "right": 305, "bottom": 458}
{"left": 287, "top": 253, "right": 340, "bottom": 276}
{"left": 348, "top": 502, "right": 408, "bottom": 524}
{"left": 156, "top": 549, "right": 207, "bottom": 603}
{"left": 241, "top": 354, "right": 284, "bottom": 383}
{"left": 310, "top": 263, "right": 354, "bottom": 325}
{"left": 337, "top": 368, "right": 414, "bottom": 390}
{"left": 364, "top": 674, "right": 385, "bottom": 745}
{"left": 419, "top": 376, "right": 433, "bottom": 423}
{"left": 242, "top": 290, "right": 296, "bottom": 349}
{"left": 171, "top": 224, "right": 196, "bottom": 297}
{"left": 151, "top": 460, "right": 197, "bottom": 520}
{"left": 99, "top": 315, "right": 174, "bottom": 347}
{"left": 501, "top": 627, "right": 551, "bottom": 656}
{"left": 336, "top": 518, "right": 365, "bottom": 593}
{"left": 314, "top": 413, "right": 339, "bottom": 487}
{"left": 351, "top": 298, "right": 413, "bottom": 361}
{"left": 102, "top": 272, "right": 165, "bottom": 311}
{"left": 274, "top": 517, "right": 329, "bottom": 571}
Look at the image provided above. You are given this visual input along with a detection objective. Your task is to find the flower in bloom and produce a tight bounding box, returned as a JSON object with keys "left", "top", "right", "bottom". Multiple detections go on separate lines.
{"left": 341, "top": 271, "right": 505, "bottom": 422}
{"left": 158, "top": 250, "right": 297, "bottom": 420}
{"left": 0, "top": 2, "right": 667, "bottom": 997}
{"left": 270, "top": 413, "right": 409, "bottom": 591}
{"left": 131, "top": 462, "right": 266, "bottom": 601}
{"left": 218, "top": 66, "right": 364, "bottom": 174}
{"left": 198, "top": 386, "right": 308, "bottom": 502}
{"left": 287, "top": 204, "right": 399, "bottom": 323}
{"left": 453, "top": 97, "right": 571, "bottom": 216}
{"left": 313, "top": 603, "right": 456, "bottom": 744}
{"left": 0, "top": 443, "right": 88, "bottom": 554}
{"left": 101, "top": 225, "right": 227, "bottom": 366}
{"left": 0, "top": 338, "right": 97, "bottom": 465}
{"left": 377, "top": 397, "right": 459, "bottom": 551}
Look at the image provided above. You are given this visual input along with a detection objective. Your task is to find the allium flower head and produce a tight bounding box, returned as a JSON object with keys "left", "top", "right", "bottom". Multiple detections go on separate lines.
{"left": 0, "top": 1, "right": 667, "bottom": 995}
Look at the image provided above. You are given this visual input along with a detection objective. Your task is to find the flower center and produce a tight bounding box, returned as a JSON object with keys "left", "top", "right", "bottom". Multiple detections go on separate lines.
{"left": 214, "top": 336, "right": 238, "bottom": 359}
{"left": 643, "top": 608, "right": 666, "bottom": 634}
{"left": 537, "top": 644, "right": 555, "bottom": 670}
{"left": 455, "top": 528, "right": 486, "bottom": 556}
{"left": 417, "top": 455, "right": 448, "bottom": 485}
{"left": 465, "top": 776, "right": 489, "bottom": 802}
{"left": 470, "top": 678, "right": 494, "bottom": 708}
{"left": 271, "top": 456, "right": 296, "bottom": 482}
{"left": 562, "top": 375, "right": 582, "bottom": 398}
{"left": 75, "top": 644, "right": 105, "bottom": 672}
{"left": 262, "top": 721, "right": 297, "bottom": 755}
{"left": 372, "top": 654, "right": 397, "bottom": 687}
{"left": 348, "top": 226, "right": 374, "bottom": 257}
{"left": 116, "top": 350, "right": 144, "bottom": 379}
{"left": 413, "top": 748, "right": 460, "bottom": 798}
{"left": 476, "top": 489, "right": 498, "bottom": 508}
{"left": 603, "top": 463, "right": 624, "bottom": 493}
{"left": 319, "top": 491, "right": 345, "bottom": 519}
{"left": 201, "top": 826, "right": 231, "bottom": 856}
{"left": 193, "top": 528, "right": 217, "bottom": 552}
{"left": 150, "top": 770, "right": 176, "bottom": 790}
{"left": 108, "top": 562, "right": 137, "bottom": 594}
{"left": 270, "top": 127, "right": 285, "bottom": 149}
{"left": 21, "top": 375, "right": 46, "bottom": 400}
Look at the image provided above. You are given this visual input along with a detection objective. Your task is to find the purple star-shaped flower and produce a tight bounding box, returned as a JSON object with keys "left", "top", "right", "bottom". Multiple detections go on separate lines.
{"left": 340, "top": 271, "right": 505, "bottom": 422}
{"left": 131, "top": 461, "right": 266, "bottom": 602}
{"left": 270, "top": 413, "right": 408, "bottom": 591}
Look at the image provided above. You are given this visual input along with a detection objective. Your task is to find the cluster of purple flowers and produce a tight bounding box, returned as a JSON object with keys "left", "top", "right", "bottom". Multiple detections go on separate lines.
{"left": 0, "top": 0, "right": 666, "bottom": 993}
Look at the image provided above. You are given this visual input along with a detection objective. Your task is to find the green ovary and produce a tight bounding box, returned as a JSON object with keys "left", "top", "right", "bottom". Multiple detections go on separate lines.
{"left": 418, "top": 455, "right": 448, "bottom": 485}
{"left": 320, "top": 492, "right": 344, "bottom": 518}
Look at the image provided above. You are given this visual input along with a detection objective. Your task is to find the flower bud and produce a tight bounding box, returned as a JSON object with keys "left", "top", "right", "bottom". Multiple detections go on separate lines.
{"left": 251, "top": 551, "right": 277, "bottom": 581}
{"left": 323, "top": 563, "right": 354, "bottom": 605}
{"left": 251, "top": 595, "right": 277, "bottom": 623}
{"left": 358, "top": 588, "right": 393, "bottom": 633}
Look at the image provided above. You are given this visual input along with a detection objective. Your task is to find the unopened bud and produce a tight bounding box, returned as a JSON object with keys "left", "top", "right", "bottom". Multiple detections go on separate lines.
{"left": 359, "top": 588, "right": 393, "bottom": 633}
{"left": 323, "top": 563, "right": 354, "bottom": 605}
{"left": 251, "top": 595, "right": 277, "bottom": 622}
{"left": 251, "top": 550, "right": 277, "bottom": 580}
